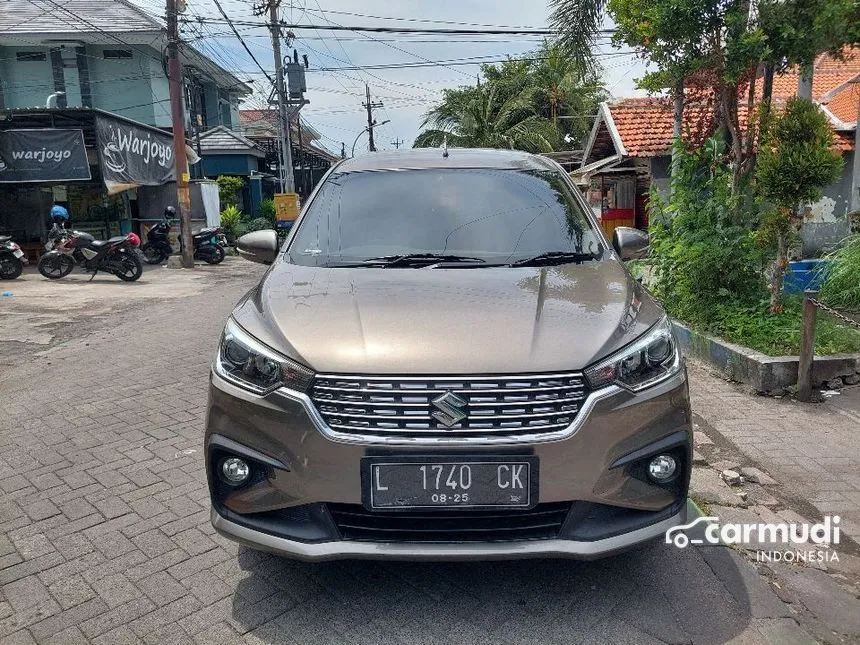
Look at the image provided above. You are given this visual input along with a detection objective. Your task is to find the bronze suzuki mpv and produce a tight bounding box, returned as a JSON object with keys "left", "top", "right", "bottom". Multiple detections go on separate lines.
{"left": 206, "top": 148, "right": 692, "bottom": 561}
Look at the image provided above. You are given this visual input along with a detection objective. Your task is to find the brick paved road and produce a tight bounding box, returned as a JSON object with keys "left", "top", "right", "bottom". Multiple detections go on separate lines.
{"left": 689, "top": 363, "right": 860, "bottom": 541}
{"left": 0, "top": 264, "right": 813, "bottom": 644}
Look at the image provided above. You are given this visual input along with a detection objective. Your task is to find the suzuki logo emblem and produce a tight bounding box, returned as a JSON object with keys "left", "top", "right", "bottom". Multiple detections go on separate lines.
{"left": 431, "top": 391, "right": 468, "bottom": 428}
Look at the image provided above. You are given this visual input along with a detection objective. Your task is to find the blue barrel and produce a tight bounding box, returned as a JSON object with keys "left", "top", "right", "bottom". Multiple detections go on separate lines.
{"left": 784, "top": 259, "right": 829, "bottom": 294}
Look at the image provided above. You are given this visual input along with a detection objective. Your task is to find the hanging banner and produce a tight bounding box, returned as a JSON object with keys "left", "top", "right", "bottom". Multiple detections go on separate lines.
{"left": 0, "top": 129, "right": 91, "bottom": 183}
{"left": 95, "top": 115, "right": 175, "bottom": 194}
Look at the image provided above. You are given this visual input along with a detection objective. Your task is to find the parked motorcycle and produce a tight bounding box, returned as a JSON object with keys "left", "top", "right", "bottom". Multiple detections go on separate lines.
{"left": 0, "top": 236, "right": 26, "bottom": 280}
{"left": 141, "top": 213, "right": 225, "bottom": 265}
{"left": 38, "top": 226, "right": 143, "bottom": 281}
{"left": 189, "top": 226, "right": 226, "bottom": 264}
{"left": 141, "top": 215, "right": 174, "bottom": 265}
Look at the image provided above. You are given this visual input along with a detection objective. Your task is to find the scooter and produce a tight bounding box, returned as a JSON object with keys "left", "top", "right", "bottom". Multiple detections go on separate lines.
{"left": 141, "top": 215, "right": 225, "bottom": 265}
{"left": 0, "top": 236, "right": 26, "bottom": 280}
{"left": 141, "top": 215, "right": 174, "bottom": 265}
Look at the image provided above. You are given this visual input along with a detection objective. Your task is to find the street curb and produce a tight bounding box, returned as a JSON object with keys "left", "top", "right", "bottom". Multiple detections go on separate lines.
{"left": 673, "top": 320, "right": 859, "bottom": 392}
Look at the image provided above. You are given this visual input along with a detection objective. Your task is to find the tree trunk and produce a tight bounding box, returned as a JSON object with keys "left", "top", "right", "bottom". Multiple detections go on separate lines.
{"left": 770, "top": 215, "right": 789, "bottom": 313}
{"left": 670, "top": 76, "right": 684, "bottom": 195}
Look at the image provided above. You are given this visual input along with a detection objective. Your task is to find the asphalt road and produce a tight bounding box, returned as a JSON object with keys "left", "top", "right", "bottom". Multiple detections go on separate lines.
{"left": 0, "top": 259, "right": 814, "bottom": 644}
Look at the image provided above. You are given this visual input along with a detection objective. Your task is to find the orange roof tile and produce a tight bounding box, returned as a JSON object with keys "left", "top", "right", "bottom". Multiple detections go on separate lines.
{"left": 605, "top": 48, "right": 858, "bottom": 159}
{"left": 821, "top": 81, "right": 859, "bottom": 125}
{"left": 606, "top": 97, "right": 752, "bottom": 157}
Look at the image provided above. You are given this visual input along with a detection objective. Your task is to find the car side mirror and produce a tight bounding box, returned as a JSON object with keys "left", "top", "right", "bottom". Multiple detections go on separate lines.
{"left": 612, "top": 226, "right": 649, "bottom": 261}
{"left": 236, "top": 230, "right": 278, "bottom": 265}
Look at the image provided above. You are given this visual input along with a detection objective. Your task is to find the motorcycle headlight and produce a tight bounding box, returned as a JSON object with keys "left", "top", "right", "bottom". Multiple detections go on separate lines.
{"left": 584, "top": 318, "right": 681, "bottom": 392}
{"left": 215, "top": 318, "right": 315, "bottom": 394}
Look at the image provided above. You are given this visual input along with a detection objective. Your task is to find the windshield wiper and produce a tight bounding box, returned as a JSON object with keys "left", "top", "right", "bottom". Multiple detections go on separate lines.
{"left": 509, "top": 250, "right": 602, "bottom": 267}
{"left": 357, "top": 253, "right": 487, "bottom": 267}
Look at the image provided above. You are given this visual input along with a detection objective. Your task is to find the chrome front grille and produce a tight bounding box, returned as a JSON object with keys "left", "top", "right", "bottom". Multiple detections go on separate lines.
{"left": 310, "top": 373, "right": 589, "bottom": 439}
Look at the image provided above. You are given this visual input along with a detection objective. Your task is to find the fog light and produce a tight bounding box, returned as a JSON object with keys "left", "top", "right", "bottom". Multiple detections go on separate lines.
{"left": 220, "top": 457, "right": 250, "bottom": 485}
{"left": 648, "top": 454, "right": 677, "bottom": 482}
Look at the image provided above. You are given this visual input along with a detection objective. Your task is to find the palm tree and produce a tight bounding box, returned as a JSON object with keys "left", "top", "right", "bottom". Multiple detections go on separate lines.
{"left": 528, "top": 42, "right": 607, "bottom": 144}
{"left": 413, "top": 83, "right": 559, "bottom": 152}
{"left": 549, "top": 0, "right": 608, "bottom": 74}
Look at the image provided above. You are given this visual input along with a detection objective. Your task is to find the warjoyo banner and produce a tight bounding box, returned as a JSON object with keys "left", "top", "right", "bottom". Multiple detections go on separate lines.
{"left": 95, "top": 115, "right": 175, "bottom": 194}
{"left": 0, "top": 129, "right": 91, "bottom": 182}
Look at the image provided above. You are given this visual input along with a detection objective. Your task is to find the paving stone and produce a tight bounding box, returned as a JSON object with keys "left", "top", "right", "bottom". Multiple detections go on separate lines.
{"left": 47, "top": 575, "right": 96, "bottom": 611}
{"left": 691, "top": 467, "right": 748, "bottom": 507}
{"left": 740, "top": 467, "right": 778, "bottom": 486}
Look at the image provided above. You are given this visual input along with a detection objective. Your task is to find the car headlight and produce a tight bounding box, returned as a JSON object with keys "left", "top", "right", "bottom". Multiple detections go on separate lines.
{"left": 215, "top": 318, "right": 315, "bottom": 394}
{"left": 584, "top": 318, "right": 681, "bottom": 392}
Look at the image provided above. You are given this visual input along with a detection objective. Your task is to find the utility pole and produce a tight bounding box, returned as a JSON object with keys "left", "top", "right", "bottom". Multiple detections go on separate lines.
{"left": 267, "top": 0, "right": 294, "bottom": 193}
{"left": 390, "top": 137, "right": 404, "bottom": 149}
{"left": 362, "top": 84, "right": 383, "bottom": 152}
{"left": 166, "top": 0, "right": 194, "bottom": 268}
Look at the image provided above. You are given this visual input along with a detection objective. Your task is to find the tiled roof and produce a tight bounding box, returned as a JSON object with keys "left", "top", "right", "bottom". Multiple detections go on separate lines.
{"left": 598, "top": 49, "right": 858, "bottom": 160}
{"left": 602, "top": 97, "right": 753, "bottom": 158}
{"left": 826, "top": 83, "right": 860, "bottom": 125}
{"left": 0, "top": 0, "right": 162, "bottom": 33}
{"left": 197, "top": 126, "right": 264, "bottom": 156}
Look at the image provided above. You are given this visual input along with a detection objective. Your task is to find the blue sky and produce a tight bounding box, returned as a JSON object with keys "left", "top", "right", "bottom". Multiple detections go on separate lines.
{"left": 134, "top": 0, "right": 647, "bottom": 154}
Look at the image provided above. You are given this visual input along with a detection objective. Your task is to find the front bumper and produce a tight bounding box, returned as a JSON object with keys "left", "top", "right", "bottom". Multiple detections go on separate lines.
{"left": 206, "top": 368, "right": 693, "bottom": 561}
{"left": 211, "top": 504, "right": 686, "bottom": 561}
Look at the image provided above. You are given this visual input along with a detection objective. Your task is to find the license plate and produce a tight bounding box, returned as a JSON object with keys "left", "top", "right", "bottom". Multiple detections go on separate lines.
{"left": 362, "top": 456, "right": 538, "bottom": 510}
{"left": 12, "top": 249, "right": 24, "bottom": 258}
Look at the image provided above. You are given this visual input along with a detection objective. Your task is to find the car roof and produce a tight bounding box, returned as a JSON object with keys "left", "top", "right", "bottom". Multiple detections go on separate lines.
{"left": 331, "top": 148, "right": 559, "bottom": 174}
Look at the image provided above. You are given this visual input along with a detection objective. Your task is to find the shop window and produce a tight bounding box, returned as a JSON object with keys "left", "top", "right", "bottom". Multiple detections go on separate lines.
{"left": 16, "top": 51, "right": 46, "bottom": 62}
{"left": 103, "top": 49, "right": 133, "bottom": 60}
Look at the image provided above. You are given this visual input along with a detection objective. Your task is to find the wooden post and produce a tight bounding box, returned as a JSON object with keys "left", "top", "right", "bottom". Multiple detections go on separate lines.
{"left": 797, "top": 290, "right": 818, "bottom": 402}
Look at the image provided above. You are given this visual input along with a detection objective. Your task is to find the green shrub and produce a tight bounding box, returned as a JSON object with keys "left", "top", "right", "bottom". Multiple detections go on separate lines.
{"left": 216, "top": 176, "right": 245, "bottom": 209}
{"left": 245, "top": 217, "right": 273, "bottom": 232}
{"left": 219, "top": 205, "right": 244, "bottom": 243}
{"left": 257, "top": 198, "right": 277, "bottom": 227}
{"left": 705, "top": 299, "right": 860, "bottom": 356}
{"left": 646, "top": 138, "right": 767, "bottom": 325}
{"left": 818, "top": 235, "right": 860, "bottom": 311}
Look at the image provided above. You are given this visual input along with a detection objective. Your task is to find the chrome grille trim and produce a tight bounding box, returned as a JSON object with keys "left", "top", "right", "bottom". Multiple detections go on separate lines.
{"left": 310, "top": 372, "right": 589, "bottom": 441}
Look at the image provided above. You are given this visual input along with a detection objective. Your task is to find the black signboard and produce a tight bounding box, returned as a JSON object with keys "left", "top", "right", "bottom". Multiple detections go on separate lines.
{"left": 95, "top": 115, "right": 175, "bottom": 194}
{"left": 0, "top": 129, "right": 91, "bottom": 183}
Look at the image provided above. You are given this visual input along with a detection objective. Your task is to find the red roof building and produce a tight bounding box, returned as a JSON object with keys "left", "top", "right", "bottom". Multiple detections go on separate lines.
{"left": 578, "top": 49, "right": 859, "bottom": 252}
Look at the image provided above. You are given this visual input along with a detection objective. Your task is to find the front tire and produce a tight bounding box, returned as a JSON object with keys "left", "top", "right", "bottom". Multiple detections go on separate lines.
{"left": 204, "top": 244, "right": 225, "bottom": 265}
{"left": 141, "top": 243, "right": 166, "bottom": 265}
{"left": 115, "top": 251, "right": 143, "bottom": 281}
{"left": 38, "top": 253, "right": 74, "bottom": 279}
{"left": 0, "top": 256, "right": 23, "bottom": 280}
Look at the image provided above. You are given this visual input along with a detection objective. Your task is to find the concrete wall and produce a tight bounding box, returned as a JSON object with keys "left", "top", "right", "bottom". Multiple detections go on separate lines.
{"left": 88, "top": 45, "right": 159, "bottom": 125}
{"left": 0, "top": 46, "right": 56, "bottom": 109}
{"left": 649, "top": 156, "right": 672, "bottom": 201}
{"left": 802, "top": 150, "right": 855, "bottom": 256}
{"left": 0, "top": 43, "right": 221, "bottom": 131}
{"left": 201, "top": 154, "right": 258, "bottom": 176}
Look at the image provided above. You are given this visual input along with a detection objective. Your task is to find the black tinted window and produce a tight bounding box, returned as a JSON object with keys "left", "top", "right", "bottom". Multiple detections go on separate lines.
{"left": 288, "top": 168, "right": 602, "bottom": 266}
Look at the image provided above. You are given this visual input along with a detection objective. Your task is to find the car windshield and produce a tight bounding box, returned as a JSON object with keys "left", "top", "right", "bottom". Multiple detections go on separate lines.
{"left": 287, "top": 168, "right": 603, "bottom": 267}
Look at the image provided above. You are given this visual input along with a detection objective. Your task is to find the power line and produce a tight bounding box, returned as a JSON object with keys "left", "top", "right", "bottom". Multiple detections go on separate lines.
{"left": 285, "top": 5, "right": 547, "bottom": 30}
{"left": 210, "top": 0, "right": 274, "bottom": 85}
{"left": 181, "top": 18, "right": 573, "bottom": 35}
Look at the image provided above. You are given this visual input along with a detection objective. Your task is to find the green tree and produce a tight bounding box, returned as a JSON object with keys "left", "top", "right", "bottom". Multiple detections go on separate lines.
{"left": 216, "top": 175, "right": 245, "bottom": 209}
{"left": 413, "top": 82, "right": 559, "bottom": 152}
{"left": 413, "top": 44, "right": 605, "bottom": 151}
{"left": 756, "top": 97, "right": 843, "bottom": 311}
{"left": 528, "top": 42, "right": 607, "bottom": 145}
{"left": 549, "top": 0, "right": 608, "bottom": 74}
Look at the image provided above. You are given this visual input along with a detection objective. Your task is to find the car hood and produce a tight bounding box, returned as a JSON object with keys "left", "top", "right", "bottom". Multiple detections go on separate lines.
{"left": 232, "top": 260, "right": 664, "bottom": 375}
